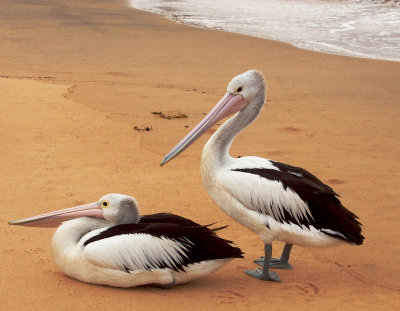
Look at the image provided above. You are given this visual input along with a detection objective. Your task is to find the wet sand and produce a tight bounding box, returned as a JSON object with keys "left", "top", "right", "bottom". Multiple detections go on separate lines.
{"left": 1, "top": 0, "right": 399, "bottom": 310}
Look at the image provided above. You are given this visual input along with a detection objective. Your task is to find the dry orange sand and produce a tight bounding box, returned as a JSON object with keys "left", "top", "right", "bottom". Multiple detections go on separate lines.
{"left": 1, "top": 0, "right": 399, "bottom": 310}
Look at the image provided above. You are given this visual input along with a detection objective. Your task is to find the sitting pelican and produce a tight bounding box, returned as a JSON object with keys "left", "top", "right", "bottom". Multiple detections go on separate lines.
{"left": 161, "top": 70, "right": 364, "bottom": 282}
{"left": 9, "top": 193, "right": 243, "bottom": 288}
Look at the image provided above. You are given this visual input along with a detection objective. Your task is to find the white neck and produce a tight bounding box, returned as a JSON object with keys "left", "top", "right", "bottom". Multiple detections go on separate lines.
{"left": 201, "top": 113, "right": 242, "bottom": 171}
{"left": 51, "top": 217, "right": 108, "bottom": 265}
{"left": 201, "top": 95, "right": 264, "bottom": 175}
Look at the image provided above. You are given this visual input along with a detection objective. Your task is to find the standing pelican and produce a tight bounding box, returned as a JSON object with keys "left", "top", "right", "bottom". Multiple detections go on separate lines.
{"left": 161, "top": 70, "right": 364, "bottom": 282}
{"left": 9, "top": 193, "right": 243, "bottom": 288}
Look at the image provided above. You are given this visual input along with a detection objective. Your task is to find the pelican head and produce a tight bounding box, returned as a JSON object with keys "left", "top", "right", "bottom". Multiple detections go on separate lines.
{"left": 99, "top": 194, "right": 140, "bottom": 225}
{"left": 161, "top": 70, "right": 266, "bottom": 166}
{"left": 227, "top": 70, "right": 266, "bottom": 106}
{"left": 8, "top": 193, "right": 140, "bottom": 227}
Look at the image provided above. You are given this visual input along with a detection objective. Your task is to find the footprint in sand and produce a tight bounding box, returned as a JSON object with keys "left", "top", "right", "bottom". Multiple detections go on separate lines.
{"left": 327, "top": 179, "right": 345, "bottom": 185}
{"left": 268, "top": 150, "right": 286, "bottom": 157}
{"left": 295, "top": 282, "right": 320, "bottom": 301}
{"left": 282, "top": 126, "right": 302, "bottom": 133}
{"left": 214, "top": 289, "right": 246, "bottom": 304}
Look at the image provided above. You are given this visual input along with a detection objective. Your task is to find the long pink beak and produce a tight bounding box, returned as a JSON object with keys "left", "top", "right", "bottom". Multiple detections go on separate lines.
{"left": 8, "top": 202, "right": 104, "bottom": 228}
{"left": 161, "top": 92, "right": 248, "bottom": 166}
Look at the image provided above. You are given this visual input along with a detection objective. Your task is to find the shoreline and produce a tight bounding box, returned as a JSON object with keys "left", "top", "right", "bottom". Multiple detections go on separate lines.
{"left": 127, "top": 0, "right": 400, "bottom": 63}
{"left": 1, "top": 0, "right": 399, "bottom": 310}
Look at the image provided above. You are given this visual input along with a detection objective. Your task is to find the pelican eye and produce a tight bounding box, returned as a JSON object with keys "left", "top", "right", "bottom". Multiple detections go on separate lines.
{"left": 101, "top": 200, "right": 109, "bottom": 208}
{"left": 236, "top": 86, "right": 243, "bottom": 93}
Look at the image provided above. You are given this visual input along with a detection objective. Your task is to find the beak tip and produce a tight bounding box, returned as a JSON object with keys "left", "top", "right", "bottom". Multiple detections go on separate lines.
{"left": 160, "top": 157, "right": 169, "bottom": 167}
{"left": 8, "top": 220, "right": 16, "bottom": 225}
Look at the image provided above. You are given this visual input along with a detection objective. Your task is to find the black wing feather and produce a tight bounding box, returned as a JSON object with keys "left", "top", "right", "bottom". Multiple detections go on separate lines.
{"left": 83, "top": 222, "right": 243, "bottom": 272}
{"left": 140, "top": 213, "right": 201, "bottom": 227}
{"left": 233, "top": 161, "right": 364, "bottom": 245}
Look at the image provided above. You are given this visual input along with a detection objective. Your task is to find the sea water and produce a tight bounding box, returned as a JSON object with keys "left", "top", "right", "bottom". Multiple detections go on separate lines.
{"left": 128, "top": 0, "right": 400, "bottom": 62}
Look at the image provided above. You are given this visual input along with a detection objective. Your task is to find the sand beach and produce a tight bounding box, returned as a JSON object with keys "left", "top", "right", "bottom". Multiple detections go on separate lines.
{"left": 1, "top": 0, "right": 399, "bottom": 310}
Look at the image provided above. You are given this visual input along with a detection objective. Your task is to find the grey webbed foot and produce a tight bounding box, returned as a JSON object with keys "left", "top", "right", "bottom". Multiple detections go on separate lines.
{"left": 244, "top": 244, "right": 282, "bottom": 282}
{"left": 245, "top": 268, "right": 281, "bottom": 282}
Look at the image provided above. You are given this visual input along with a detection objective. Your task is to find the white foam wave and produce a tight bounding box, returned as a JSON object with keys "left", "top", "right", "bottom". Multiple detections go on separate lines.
{"left": 129, "top": 0, "right": 400, "bottom": 62}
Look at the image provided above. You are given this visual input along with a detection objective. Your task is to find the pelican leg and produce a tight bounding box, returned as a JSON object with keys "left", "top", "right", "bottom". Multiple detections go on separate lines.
{"left": 253, "top": 243, "right": 293, "bottom": 269}
{"left": 245, "top": 244, "right": 281, "bottom": 282}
